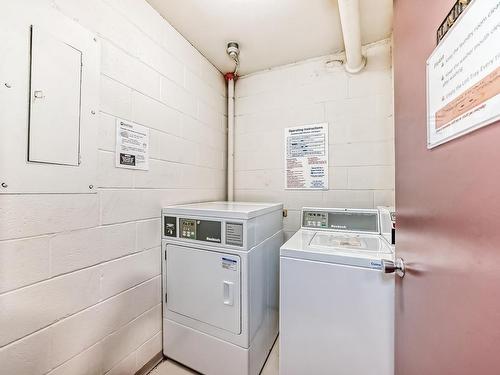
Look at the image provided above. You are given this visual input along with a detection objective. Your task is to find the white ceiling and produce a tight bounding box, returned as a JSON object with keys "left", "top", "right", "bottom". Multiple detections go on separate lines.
{"left": 146, "top": 0, "right": 393, "bottom": 76}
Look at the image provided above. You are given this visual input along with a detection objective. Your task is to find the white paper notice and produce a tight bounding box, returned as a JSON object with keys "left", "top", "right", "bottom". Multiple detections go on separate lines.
{"left": 426, "top": 0, "right": 500, "bottom": 148}
{"left": 285, "top": 123, "right": 328, "bottom": 190}
{"left": 115, "top": 118, "right": 149, "bottom": 170}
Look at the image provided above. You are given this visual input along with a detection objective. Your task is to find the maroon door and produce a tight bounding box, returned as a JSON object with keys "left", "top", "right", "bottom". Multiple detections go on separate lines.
{"left": 393, "top": 1, "right": 500, "bottom": 374}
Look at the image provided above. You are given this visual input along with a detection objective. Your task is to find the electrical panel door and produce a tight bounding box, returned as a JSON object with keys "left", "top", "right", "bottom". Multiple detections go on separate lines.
{"left": 0, "top": 10, "right": 99, "bottom": 194}
{"left": 29, "top": 26, "right": 82, "bottom": 166}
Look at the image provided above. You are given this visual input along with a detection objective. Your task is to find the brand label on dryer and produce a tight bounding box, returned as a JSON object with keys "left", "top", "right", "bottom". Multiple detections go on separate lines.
{"left": 222, "top": 257, "right": 238, "bottom": 271}
{"left": 369, "top": 260, "right": 382, "bottom": 269}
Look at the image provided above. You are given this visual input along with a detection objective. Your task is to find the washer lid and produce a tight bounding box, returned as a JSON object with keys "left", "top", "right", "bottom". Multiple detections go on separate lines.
{"left": 309, "top": 232, "right": 392, "bottom": 253}
{"left": 280, "top": 229, "right": 394, "bottom": 269}
{"left": 163, "top": 201, "right": 283, "bottom": 219}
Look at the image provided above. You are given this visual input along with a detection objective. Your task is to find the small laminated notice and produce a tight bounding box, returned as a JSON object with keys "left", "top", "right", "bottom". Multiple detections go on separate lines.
{"left": 222, "top": 257, "right": 238, "bottom": 271}
{"left": 115, "top": 118, "right": 149, "bottom": 170}
{"left": 226, "top": 223, "right": 243, "bottom": 246}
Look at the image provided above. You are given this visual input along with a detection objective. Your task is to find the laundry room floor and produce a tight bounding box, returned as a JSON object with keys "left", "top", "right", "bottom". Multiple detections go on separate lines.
{"left": 149, "top": 339, "right": 279, "bottom": 375}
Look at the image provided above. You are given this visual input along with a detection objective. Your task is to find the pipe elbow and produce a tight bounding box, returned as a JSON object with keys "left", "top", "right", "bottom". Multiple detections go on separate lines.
{"left": 344, "top": 55, "right": 367, "bottom": 74}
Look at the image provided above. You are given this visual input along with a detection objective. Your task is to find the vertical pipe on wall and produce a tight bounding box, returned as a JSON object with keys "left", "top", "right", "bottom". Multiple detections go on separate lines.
{"left": 338, "top": 0, "right": 366, "bottom": 73}
{"left": 225, "top": 42, "right": 239, "bottom": 201}
{"left": 226, "top": 73, "right": 235, "bottom": 201}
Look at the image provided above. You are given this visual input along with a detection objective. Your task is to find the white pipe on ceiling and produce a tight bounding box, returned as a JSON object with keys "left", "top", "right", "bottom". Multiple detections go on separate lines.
{"left": 338, "top": 0, "right": 366, "bottom": 74}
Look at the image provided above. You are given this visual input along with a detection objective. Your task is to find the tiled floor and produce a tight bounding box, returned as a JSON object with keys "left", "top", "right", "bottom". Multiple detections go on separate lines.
{"left": 149, "top": 339, "right": 279, "bottom": 375}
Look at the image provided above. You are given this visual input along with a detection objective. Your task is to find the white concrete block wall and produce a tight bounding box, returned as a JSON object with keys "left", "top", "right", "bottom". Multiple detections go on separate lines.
{"left": 0, "top": 0, "right": 226, "bottom": 374}
{"left": 234, "top": 40, "right": 394, "bottom": 239}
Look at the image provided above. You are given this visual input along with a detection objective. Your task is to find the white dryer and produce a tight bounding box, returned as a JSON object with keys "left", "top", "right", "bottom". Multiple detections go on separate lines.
{"left": 279, "top": 207, "right": 395, "bottom": 375}
{"left": 161, "top": 201, "right": 283, "bottom": 375}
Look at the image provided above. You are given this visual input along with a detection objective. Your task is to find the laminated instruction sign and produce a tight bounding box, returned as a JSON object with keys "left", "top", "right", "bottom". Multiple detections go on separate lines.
{"left": 115, "top": 118, "right": 150, "bottom": 170}
{"left": 426, "top": 0, "right": 500, "bottom": 148}
{"left": 285, "top": 123, "right": 328, "bottom": 190}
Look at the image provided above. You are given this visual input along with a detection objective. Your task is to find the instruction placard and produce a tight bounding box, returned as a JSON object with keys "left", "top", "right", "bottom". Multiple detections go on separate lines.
{"left": 426, "top": 0, "right": 500, "bottom": 148}
{"left": 115, "top": 118, "right": 149, "bottom": 170}
{"left": 285, "top": 123, "right": 328, "bottom": 190}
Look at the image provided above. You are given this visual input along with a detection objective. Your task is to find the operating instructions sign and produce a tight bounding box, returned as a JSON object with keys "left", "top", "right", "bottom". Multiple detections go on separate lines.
{"left": 285, "top": 123, "right": 328, "bottom": 190}
{"left": 115, "top": 118, "right": 150, "bottom": 170}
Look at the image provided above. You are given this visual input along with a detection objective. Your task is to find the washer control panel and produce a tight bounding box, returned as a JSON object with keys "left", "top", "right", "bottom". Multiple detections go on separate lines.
{"left": 303, "top": 211, "right": 328, "bottom": 228}
{"left": 302, "top": 209, "right": 379, "bottom": 233}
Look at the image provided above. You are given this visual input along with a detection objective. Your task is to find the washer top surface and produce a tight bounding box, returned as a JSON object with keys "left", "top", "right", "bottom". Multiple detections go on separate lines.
{"left": 280, "top": 228, "right": 394, "bottom": 268}
{"left": 163, "top": 201, "right": 283, "bottom": 219}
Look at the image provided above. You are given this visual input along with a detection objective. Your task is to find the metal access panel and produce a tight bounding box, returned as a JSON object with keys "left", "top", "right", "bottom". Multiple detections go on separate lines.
{"left": 0, "top": 6, "right": 100, "bottom": 194}
{"left": 29, "top": 26, "right": 82, "bottom": 166}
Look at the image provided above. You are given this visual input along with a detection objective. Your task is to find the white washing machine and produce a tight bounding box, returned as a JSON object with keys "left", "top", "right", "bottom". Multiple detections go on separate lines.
{"left": 279, "top": 207, "right": 395, "bottom": 375}
{"left": 161, "top": 201, "right": 283, "bottom": 375}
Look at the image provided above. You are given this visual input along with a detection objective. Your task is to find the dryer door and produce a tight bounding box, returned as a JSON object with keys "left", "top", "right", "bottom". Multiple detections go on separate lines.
{"left": 166, "top": 244, "right": 241, "bottom": 334}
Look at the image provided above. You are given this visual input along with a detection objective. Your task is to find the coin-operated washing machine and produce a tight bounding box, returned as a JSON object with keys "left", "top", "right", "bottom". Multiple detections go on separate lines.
{"left": 161, "top": 201, "right": 283, "bottom": 375}
{"left": 279, "top": 207, "right": 396, "bottom": 375}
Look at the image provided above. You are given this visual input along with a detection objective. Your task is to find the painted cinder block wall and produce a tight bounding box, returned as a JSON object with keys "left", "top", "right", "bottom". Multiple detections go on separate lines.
{"left": 234, "top": 39, "right": 395, "bottom": 239}
{"left": 0, "top": 0, "right": 226, "bottom": 374}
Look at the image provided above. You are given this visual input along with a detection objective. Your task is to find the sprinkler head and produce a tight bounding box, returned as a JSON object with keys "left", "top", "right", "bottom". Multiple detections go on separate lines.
{"left": 226, "top": 42, "right": 240, "bottom": 59}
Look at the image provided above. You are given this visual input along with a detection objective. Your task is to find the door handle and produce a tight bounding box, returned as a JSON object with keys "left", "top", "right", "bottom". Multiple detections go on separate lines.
{"left": 382, "top": 258, "right": 405, "bottom": 278}
{"left": 223, "top": 281, "right": 234, "bottom": 306}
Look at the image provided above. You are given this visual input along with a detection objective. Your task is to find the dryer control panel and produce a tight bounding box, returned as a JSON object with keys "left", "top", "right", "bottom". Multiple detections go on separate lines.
{"left": 163, "top": 215, "right": 224, "bottom": 244}
{"left": 180, "top": 218, "right": 196, "bottom": 240}
{"left": 181, "top": 218, "right": 221, "bottom": 243}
